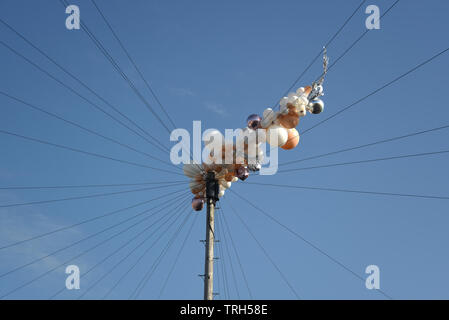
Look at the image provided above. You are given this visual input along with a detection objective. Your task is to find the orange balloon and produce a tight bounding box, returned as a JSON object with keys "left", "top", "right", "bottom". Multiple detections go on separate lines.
{"left": 225, "top": 172, "right": 235, "bottom": 182}
{"left": 304, "top": 86, "right": 312, "bottom": 95}
{"left": 281, "top": 128, "right": 300, "bottom": 150}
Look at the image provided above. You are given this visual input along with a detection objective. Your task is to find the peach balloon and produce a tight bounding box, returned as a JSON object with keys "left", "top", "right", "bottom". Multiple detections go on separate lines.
{"left": 304, "top": 86, "right": 312, "bottom": 95}
{"left": 225, "top": 172, "right": 235, "bottom": 182}
{"left": 281, "top": 128, "right": 300, "bottom": 150}
{"left": 278, "top": 104, "right": 300, "bottom": 129}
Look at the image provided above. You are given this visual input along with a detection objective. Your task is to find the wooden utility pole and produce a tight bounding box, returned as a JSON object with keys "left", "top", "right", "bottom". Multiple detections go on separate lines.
{"left": 204, "top": 172, "right": 218, "bottom": 300}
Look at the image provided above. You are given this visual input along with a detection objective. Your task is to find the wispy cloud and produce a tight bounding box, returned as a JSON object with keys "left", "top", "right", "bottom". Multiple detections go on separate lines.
{"left": 171, "top": 87, "right": 195, "bottom": 97}
{"left": 204, "top": 102, "right": 227, "bottom": 117}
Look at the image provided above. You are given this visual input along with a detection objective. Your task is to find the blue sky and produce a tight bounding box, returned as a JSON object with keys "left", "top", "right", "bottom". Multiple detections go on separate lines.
{"left": 0, "top": 0, "right": 448, "bottom": 299}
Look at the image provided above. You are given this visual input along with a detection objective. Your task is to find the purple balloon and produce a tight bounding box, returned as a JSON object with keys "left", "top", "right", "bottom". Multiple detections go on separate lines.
{"left": 192, "top": 197, "right": 204, "bottom": 211}
{"left": 236, "top": 166, "right": 249, "bottom": 181}
{"left": 247, "top": 114, "right": 262, "bottom": 130}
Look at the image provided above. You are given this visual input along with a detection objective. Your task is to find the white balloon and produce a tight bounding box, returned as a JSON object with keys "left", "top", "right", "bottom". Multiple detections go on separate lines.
{"left": 297, "top": 95, "right": 309, "bottom": 107}
{"left": 266, "top": 124, "right": 288, "bottom": 147}
{"left": 296, "top": 87, "right": 305, "bottom": 95}
{"left": 204, "top": 129, "right": 224, "bottom": 150}
{"left": 238, "top": 127, "right": 262, "bottom": 146}
{"left": 287, "top": 94, "right": 299, "bottom": 105}
{"left": 280, "top": 103, "right": 288, "bottom": 114}
{"left": 279, "top": 97, "right": 288, "bottom": 107}
{"left": 218, "top": 190, "right": 225, "bottom": 198}
{"left": 261, "top": 108, "right": 277, "bottom": 128}
{"left": 231, "top": 177, "right": 238, "bottom": 183}
{"left": 219, "top": 178, "right": 231, "bottom": 189}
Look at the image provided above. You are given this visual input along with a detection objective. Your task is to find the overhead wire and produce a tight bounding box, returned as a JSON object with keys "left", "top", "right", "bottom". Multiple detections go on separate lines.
{"left": 277, "top": 149, "right": 449, "bottom": 174}
{"left": 220, "top": 201, "right": 253, "bottom": 299}
{"left": 279, "top": 123, "right": 449, "bottom": 167}
{"left": 229, "top": 188, "right": 393, "bottom": 299}
{"left": 0, "top": 188, "right": 186, "bottom": 251}
{"left": 0, "top": 129, "right": 184, "bottom": 176}
{"left": 215, "top": 206, "right": 240, "bottom": 299}
{"left": 0, "top": 181, "right": 186, "bottom": 209}
{"left": 0, "top": 17, "right": 172, "bottom": 157}
{"left": 59, "top": 0, "right": 173, "bottom": 139}
{"left": 102, "top": 206, "right": 190, "bottom": 299}
{"left": 158, "top": 211, "right": 199, "bottom": 298}
{"left": 74, "top": 194, "right": 190, "bottom": 299}
{"left": 0, "top": 191, "right": 190, "bottom": 299}
{"left": 129, "top": 209, "right": 193, "bottom": 299}
{"left": 0, "top": 190, "right": 189, "bottom": 281}
{"left": 0, "top": 90, "right": 180, "bottom": 172}
{"left": 90, "top": 0, "right": 177, "bottom": 130}
{"left": 0, "top": 38, "right": 169, "bottom": 155}
{"left": 226, "top": 195, "right": 301, "bottom": 299}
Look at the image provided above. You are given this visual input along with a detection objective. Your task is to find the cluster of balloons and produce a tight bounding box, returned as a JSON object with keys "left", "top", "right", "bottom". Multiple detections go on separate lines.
{"left": 186, "top": 85, "right": 325, "bottom": 211}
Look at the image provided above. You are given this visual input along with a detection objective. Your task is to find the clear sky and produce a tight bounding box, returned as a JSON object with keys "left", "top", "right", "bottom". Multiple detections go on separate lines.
{"left": 0, "top": 0, "right": 448, "bottom": 300}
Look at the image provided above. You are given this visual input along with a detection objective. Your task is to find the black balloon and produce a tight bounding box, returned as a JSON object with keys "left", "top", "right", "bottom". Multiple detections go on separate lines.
{"left": 309, "top": 99, "right": 324, "bottom": 114}
{"left": 192, "top": 197, "right": 204, "bottom": 211}
{"left": 236, "top": 166, "right": 249, "bottom": 181}
{"left": 247, "top": 114, "right": 262, "bottom": 129}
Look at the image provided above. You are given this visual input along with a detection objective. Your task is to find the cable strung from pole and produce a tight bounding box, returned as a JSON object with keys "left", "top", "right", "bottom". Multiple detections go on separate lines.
{"left": 245, "top": 182, "right": 449, "bottom": 201}
{"left": 158, "top": 211, "right": 199, "bottom": 298}
{"left": 0, "top": 191, "right": 188, "bottom": 281}
{"left": 49, "top": 194, "right": 189, "bottom": 299}
{"left": 319, "top": 0, "right": 401, "bottom": 79}
{"left": 277, "top": 149, "right": 449, "bottom": 174}
{"left": 0, "top": 129, "right": 183, "bottom": 176}
{"left": 267, "top": 41, "right": 447, "bottom": 156}
{"left": 0, "top": 188, "right": 187, "bottom": 251}
{"left": 213, "top": 218, "right": 228, "bottom": 299}
{"left": 91, "top": 0, "right": 177, "bottom": 130}
{"left": 0, "top": 39, "right": 169, "bottom": 156}
{"left": 228, "top": 189, "right": 393, "bottom": 300}
{"left": 215, "top": 212, "right": 230, "bottom": 299}
{"left": 74, "top": 195, "right": 190, "bottom": 300}
{"left": 0, "top": 180, "right": 185, "bottom": 190}
{"left": 102, "top": 205, "right": 189, "bottom": 299}
{"left": 0, "top": 193, "right": 189, "bottom": 299}
{"left": 226, "top": 196, "right": 301, "bottom": 299}
{"left": 215, "top": 240, "right": 223, "bottom": 300}
{"left": 0, "top": 181, "right": 186, "bottom": 209}
{"left": 302, "top": 46, "right": 449, "bottom": 135}
{"left": 59, "top": 0, "right": 173, "bottom": 138}
{"left": 280, "top": 123, "right": 449, "bottom": 167}
{"left": 129, "top": 209, "right": 192, "bottom": 299}
{"left": 0, "top": 90, "right": 180, "bottom": 172}
{"left": 85, "top": 0, "right": 199, "bottom": 167}
{"left": 220, "top": 202, "right": 253, "bottom": 299}
{"left": 274, "top": 0, "right": 367, "bottom": 107}
{"left": 0, "top": 17, "right": 172, "bottom": 157}
{"left": 215, "top": 207, "right": 240, "bottom": 299}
